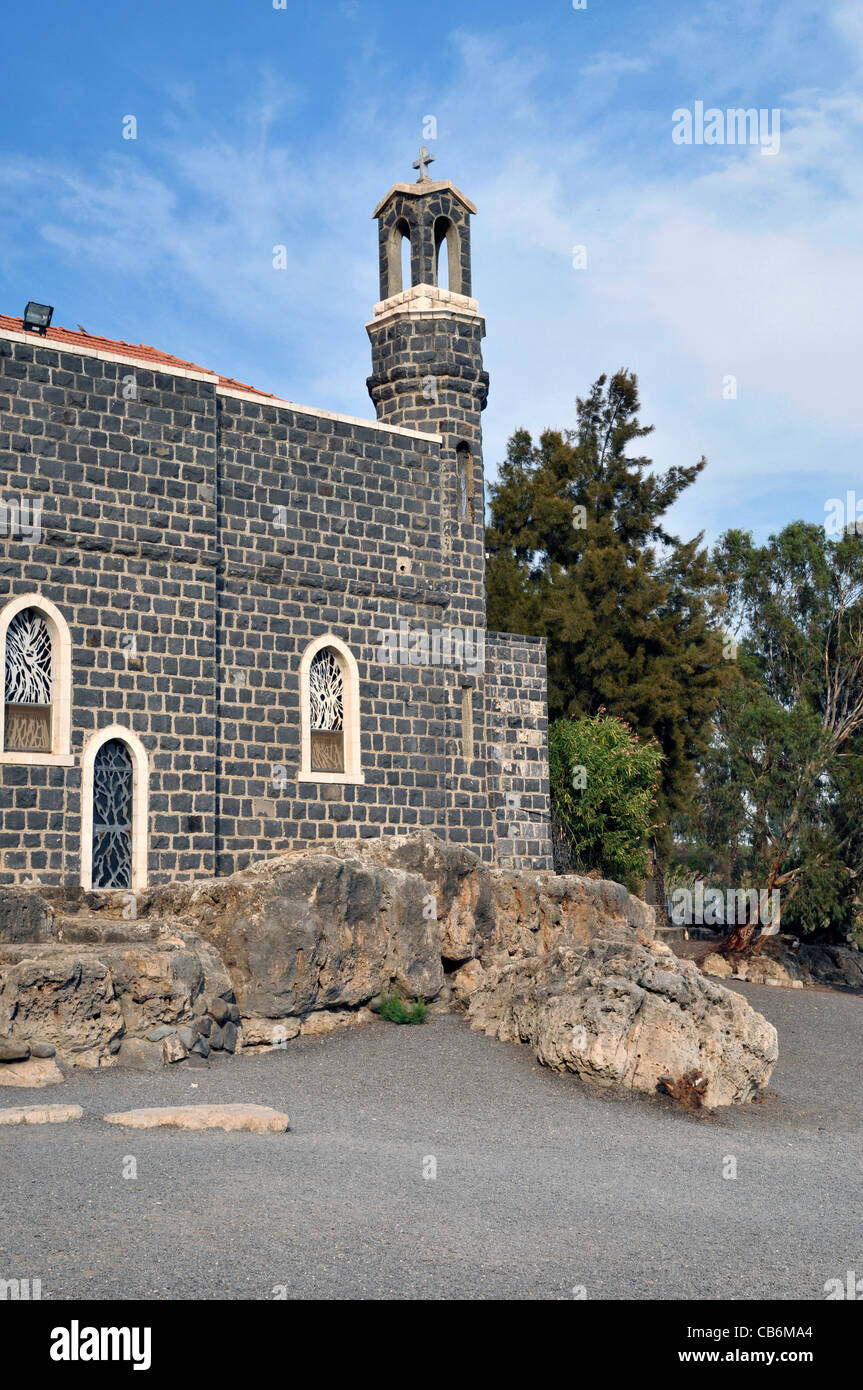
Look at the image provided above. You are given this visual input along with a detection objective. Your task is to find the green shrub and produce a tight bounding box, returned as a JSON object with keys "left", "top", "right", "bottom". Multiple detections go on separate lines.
{"left": 549, "top": 711, "right": 663, "bottom": 888}
{"left": 379, "top": 986, "right": 428, "bottom": 1025}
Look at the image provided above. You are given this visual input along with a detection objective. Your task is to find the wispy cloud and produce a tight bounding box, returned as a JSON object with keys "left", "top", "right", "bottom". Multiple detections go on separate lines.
{"left": 1, "top": 0, "right": 860, "bottom": 547}
{"left": 579, "top": 52, "right": 651, "bottom": 79}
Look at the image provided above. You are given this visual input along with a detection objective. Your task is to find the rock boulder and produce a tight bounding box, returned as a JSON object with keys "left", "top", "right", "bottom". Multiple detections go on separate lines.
{"left": 149, "top": 850, "right": 444, "bottom": 1020}
{"left": 0, "top": 834, "right": 780, "bottom": 1105}
{"left": 467, "top": 938, "right": 778, "bottom": 1107}
{"left": 702, "top": 938, "right": 863, "bottom": 992}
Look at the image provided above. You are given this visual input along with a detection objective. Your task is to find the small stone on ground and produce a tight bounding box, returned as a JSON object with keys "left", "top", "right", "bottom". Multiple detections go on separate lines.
{"left": 102, "top": 1103, "right": 290, "bottom": 1133}
{"left": 0, "top": 1103, "right": 82, "bottom": 1125}
{"left": 0, "top": 1057, "right": 65, "bottom": 1087}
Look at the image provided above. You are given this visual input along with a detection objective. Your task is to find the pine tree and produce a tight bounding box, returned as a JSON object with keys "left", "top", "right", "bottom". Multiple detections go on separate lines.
{"left": 698, "top": 522, "right": 863, "bottom": 950}
{"left": 486, "top": 371, "right": 729, "bottom": 831}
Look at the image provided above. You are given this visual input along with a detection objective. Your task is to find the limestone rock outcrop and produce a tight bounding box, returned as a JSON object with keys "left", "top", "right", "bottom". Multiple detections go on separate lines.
{"left": 466, "top": 938, "right": 778, "bottom": 1107}
{"left": 702, "top": 938, "right": 863, "bottom": 993}
{"left": 0, "top": 926, "right": 235, "bottom": 1070}
{"left": 0, "top": 832, "right": 779, "bottom": 1104}
{"left": 147, "top": 849, "right": 444, "bottom": 1023}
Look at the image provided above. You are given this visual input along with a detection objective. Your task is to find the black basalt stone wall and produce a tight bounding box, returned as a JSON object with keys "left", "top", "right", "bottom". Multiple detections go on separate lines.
{"left": 0, "top": 334, "right": 218, "bottom": 886}
{"left": 213, "top": 390, "right": 483, "bottom": 872}
{"left": 0, "top": 181, "right": 552, "bottom": 887}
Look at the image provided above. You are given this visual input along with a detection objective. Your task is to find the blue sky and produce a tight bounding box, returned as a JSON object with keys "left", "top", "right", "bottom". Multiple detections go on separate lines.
{"left": 1, "top": 0, "right": 861, "bottom": 546}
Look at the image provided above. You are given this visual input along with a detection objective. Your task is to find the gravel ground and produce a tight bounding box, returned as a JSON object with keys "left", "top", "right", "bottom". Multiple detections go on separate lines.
{"left": 1, "top": 982, "right": 861, "bottom": 1301}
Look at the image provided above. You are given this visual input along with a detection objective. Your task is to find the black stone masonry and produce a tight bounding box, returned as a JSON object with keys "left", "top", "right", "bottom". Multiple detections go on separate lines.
{"left": 0, "top": 172, "right": 553, "bottom": 888}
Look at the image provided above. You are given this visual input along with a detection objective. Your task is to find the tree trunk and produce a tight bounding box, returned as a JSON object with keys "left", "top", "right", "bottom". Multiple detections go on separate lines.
{"left": 724, "top": 920, "right": 758, "bottom": 954}
{"left": 723, "top": 884, "right": 782, "bottom": 954}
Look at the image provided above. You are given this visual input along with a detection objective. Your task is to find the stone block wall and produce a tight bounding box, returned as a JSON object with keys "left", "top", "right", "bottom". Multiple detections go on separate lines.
{"left": 0, "top": 333, "right": 219, "bottom": 886}
{"left": 213, "top": 389, "right": 495, "bottom": 871}
{"left": 366, "top": 305, "right": 487, "bottom": 623}
{"left": 485, "top": 631, "right": 553, "bottom": 870}
{"left": 0, "top": 330, "right": 551, "bottom": 887}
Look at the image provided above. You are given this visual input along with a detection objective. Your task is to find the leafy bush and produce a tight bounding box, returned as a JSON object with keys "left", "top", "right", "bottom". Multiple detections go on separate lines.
{"left": 549, "top": 712, "right": 663, "bottom": 888}
{"left": 378, "top": 987, "right": 428, "bottom": 1025}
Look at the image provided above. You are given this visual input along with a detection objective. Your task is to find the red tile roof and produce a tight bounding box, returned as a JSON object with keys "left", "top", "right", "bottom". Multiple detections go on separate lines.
{"left": 0, "top": 313, "right": 276, "bottom": 398}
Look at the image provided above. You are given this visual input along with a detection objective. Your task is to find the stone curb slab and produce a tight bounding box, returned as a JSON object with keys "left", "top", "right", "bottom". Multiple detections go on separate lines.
{"left": 102, "top": 1104, "right": 290, "bottom": 1133}
{"left": 0, "top": 1104, "right": 83, "bottom": 1126}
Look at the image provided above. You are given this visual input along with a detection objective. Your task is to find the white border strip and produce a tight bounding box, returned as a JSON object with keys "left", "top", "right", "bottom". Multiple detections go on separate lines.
{"left": 0, "top": 326, "right": 219, "bottom": 383}
{"left": 0, "top": 326, "right": 443, "bottom": 445}
{"left": 217, "top": 385, "right": 442, "bottom": 443}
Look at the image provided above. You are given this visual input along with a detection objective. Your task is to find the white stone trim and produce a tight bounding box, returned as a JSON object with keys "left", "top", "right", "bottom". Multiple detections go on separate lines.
{"left": 373, "top": 284, "right": 479, "bottom": 315}
{"left": 216, "top": 386, "right": 442, "bottom": 444}
{"left": 0, "top": 326, "right": 219, "bottom": 384}
{"left": 0, "top": 593, "right": 72, "bottom": 764}
{"left": 0, "top": 326, "right": 444, "bottom": 445}
{"left": 80, "top": 725, "right": 149, "bottom": 893}
{"left": 367, "top": 283, "right": 483, "bottom": 332}
{"left": 0, "top": 752, "right": 75, "bottom": 767}
{"left": 298, "top": 635, "right": 364, "bottom": 786}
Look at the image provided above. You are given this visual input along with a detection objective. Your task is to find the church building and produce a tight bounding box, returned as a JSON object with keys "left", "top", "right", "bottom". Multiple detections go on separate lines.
{"left": 0, "top": 160, "right": 552, "bottom": 892}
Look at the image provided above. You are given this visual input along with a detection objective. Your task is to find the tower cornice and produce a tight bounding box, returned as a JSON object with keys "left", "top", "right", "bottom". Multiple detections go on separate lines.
{"left": 372, "top": 179, "right": 478, "bottom": 219}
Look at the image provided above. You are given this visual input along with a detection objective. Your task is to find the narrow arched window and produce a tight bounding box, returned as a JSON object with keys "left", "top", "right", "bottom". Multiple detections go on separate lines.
{"left": 81, "top": 724, "right": 149, "bottom": 892}
{"left": 400, "top": 225, "right": 412, "bottom": 293}
{"left": 387, "top": 217, "right": 413, "bottom": 296}
{"left": 4, "top": 608, "right": 53, "bottom": 752}
{"left": 456, "top": 442, "right": 474, "bottom": 523}
{"left": 299, "top": 635, "right": 363, "bottom": 784}
{"left": 436, "top": 227, "right": 450, "bottom": 290}
{"left": 309, "top": 648, "right": 345, "bottom": 773}
{"left": 92, "top": 738, "right": 134, "bottom": 889}
{"left": 434, "top": 216, "right": 460, "bottom": 293}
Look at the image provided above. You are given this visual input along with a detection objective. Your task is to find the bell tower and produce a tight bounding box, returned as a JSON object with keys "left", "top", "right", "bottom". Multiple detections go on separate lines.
{"left": 366, "top": 152, "right": 489, "bottom": 625}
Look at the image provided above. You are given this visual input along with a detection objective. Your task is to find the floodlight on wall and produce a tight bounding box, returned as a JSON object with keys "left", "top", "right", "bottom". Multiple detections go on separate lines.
{"left": 23, "top": 302, "right": 53, "bottom": 335}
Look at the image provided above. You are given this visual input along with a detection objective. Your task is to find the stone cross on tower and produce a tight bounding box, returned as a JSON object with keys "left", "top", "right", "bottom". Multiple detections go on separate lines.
{"left": 412, "top": 146, "right": 435, "bottom": 182}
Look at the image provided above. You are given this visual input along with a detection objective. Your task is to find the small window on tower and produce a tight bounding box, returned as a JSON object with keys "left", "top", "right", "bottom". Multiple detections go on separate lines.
{"left": 434, "top": 216, "right": 461, "bottom": 294}
{"left": 385, "top": 218, "right": 413, "bottom": 297}
{"left": 400, "top": 225, "right": 412, "bottom": 293}
{"left": 461, "top": 685, "right": 474, "bottom": 762}
{"left": 456, "top": 443, "right": 474, "bottom": 523}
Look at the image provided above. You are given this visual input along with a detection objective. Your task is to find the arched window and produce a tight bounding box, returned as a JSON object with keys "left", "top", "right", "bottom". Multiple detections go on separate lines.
{"left": 0, "top": 593, "right": 73, "bottom": 764}
{"left": 299, "top": 635, "right": 363, "bottom": 784}
{"left": 80, "top": 725, "right": 149, "bottom": 892}
{"left": 309, "top": 648, "right": 344, "bottom": 772}
{"left": 4, "top": 609, "right": 51, "bottom": 751}
{"left": 436, "top": 232, "right": 450, "bottom": 290}
{"left": 401, "top": 225, "right": 412, "bottom": 293}
{"left": 386, "top": 217, "right": 413, "bottom": 296}
{"left": 456, "top": 442, "right": 475, "bottom": 523}
{"left": 434, "top": 216, "right": 461, "bottom": 293}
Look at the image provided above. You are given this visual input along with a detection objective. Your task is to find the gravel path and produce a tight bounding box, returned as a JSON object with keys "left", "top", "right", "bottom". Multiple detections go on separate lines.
{"left": 1, "top": 982, "right": 861, "bottom": 1300}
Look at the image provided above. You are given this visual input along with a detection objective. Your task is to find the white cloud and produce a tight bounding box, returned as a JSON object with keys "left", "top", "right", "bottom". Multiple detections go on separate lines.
{"left": 833, "top": 2, "right": 863, "bottom": 60}
{"left": 579, "top": 52, "right": 651, "bottom": 79}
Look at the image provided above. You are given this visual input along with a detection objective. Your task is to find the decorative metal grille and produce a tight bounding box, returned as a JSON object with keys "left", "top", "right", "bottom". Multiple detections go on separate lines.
{"left": 92, "top": 739, "right": 133, "bottom": 890}
{"left": 5, "top": 609, "right": 52, "bottom": 704}
{"left": 309, "top": 649, "right": 345, "bottom": 773}
{"left": 4, "top": 608, "right": 53, "bottom": 751}
{"left": 309, "top": 650, "right": 344, "bottom": 730}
